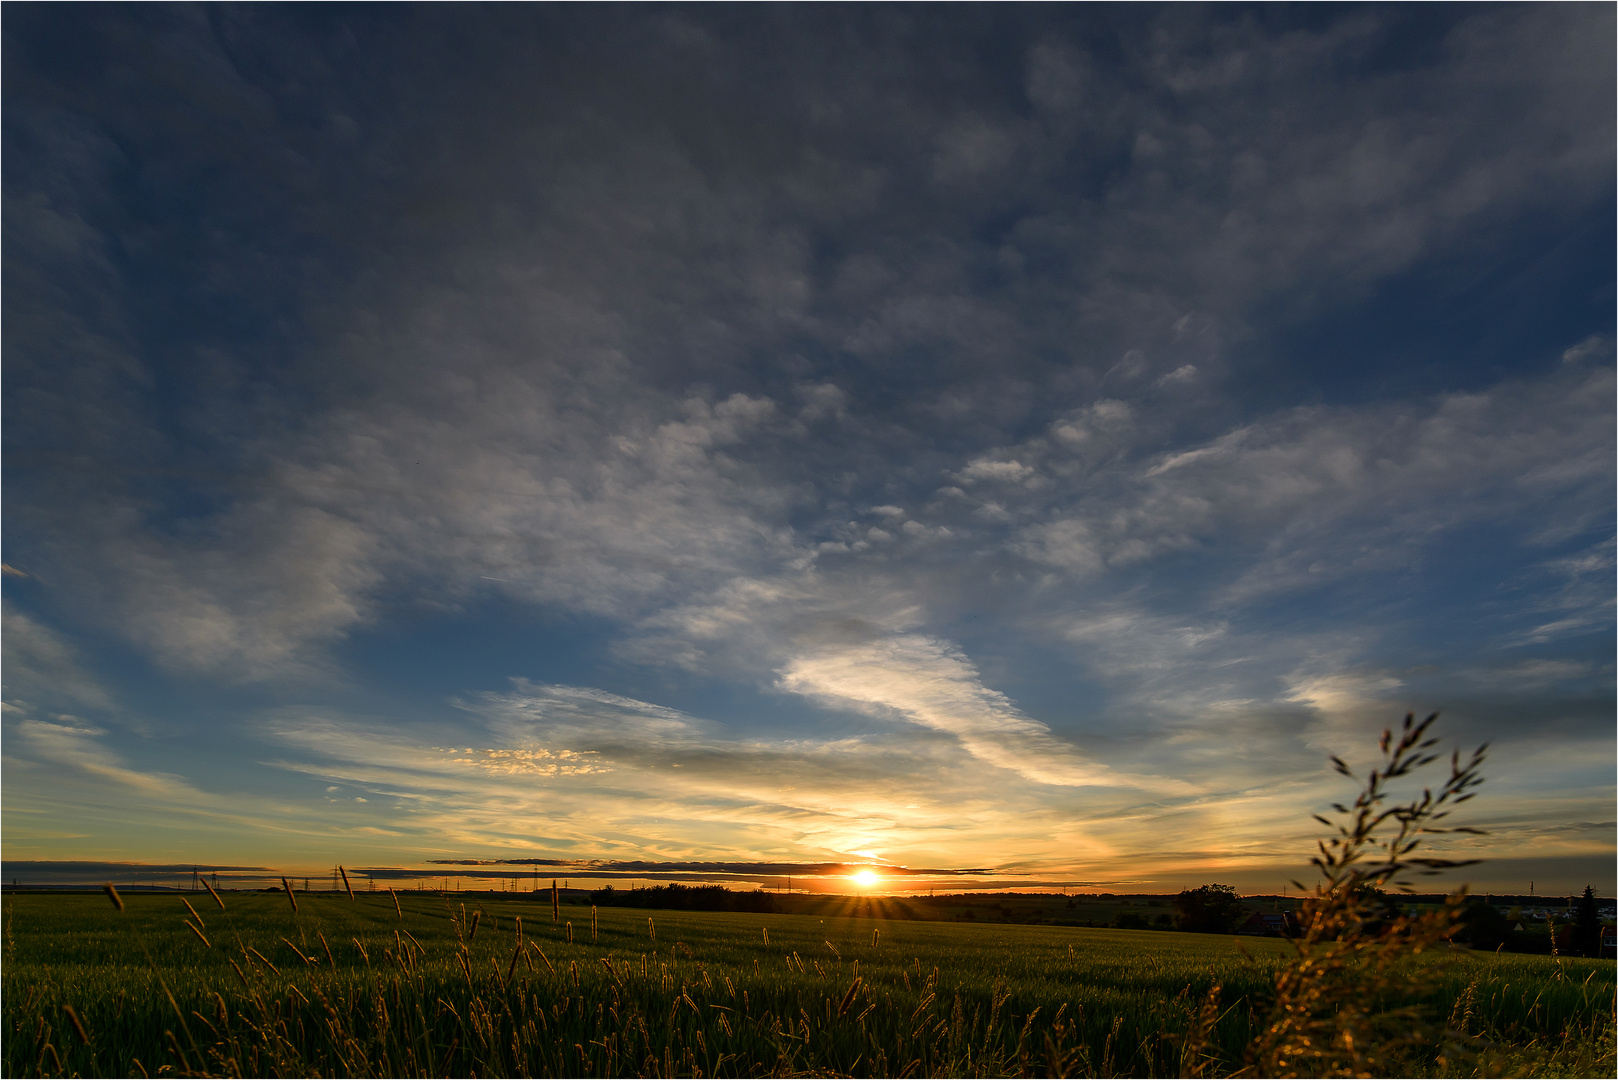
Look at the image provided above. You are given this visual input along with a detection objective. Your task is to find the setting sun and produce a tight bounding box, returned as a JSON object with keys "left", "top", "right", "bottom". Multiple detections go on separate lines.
{"left": 853, "top": 869, "right": 879, "bottom": 888}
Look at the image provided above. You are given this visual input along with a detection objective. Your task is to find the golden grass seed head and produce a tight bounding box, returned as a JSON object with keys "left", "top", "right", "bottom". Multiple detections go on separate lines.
{"left": 62, "top": 1004, "right": 90, "bottom": 1046}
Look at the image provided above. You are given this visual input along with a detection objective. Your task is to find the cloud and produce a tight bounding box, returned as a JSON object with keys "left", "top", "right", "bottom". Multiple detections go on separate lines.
{"left": 777, "top": 634, "right": 1188, "bottom": 791}
{"left": 1560, "top": 334, "right": 1611, "bottom": 365}
{"left": 262, "top": 679, "right": 1219, "bottom": 872}
{"left": 1008, "top": 366, "right": 1612, "bottom": 596}
{"left": 267, "top": 684, "right": 987, "bottom": 862}
{"left": 0, "top": 7, "right": 1608, "bottom": 887}
{"left": 957, "top": 459, "right": 1036, "bottom": 485}
{"left": 1505, "top": 538, "right": 1616, "bottom": 646}
{"left": 1, "top": 606, "right": 114, "bottom": 711}
{"left": 1049, "top": 400, "right": 1134, "bottom": 450}
{"left": 427, "top": 858, "right": 989, "bottom": 878}
{"left": 9, "top": 4, "right": 1611, "bottom": 689}
{"left": 10, "top": 716, "right": 200, "bottom": 798}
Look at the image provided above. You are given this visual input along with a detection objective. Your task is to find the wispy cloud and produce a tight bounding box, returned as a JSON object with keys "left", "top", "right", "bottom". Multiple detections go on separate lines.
{"left": 11, "top": 716, "right": 196, "bottom": 798}
{"left": 2, "top": 605, "right": 114, "bottom": 711}
{"left": 256, "top": 682, "right": 1215, "bottom": 874}
{"left": 778, "top": 634, "right": 1187, "bottom": 791}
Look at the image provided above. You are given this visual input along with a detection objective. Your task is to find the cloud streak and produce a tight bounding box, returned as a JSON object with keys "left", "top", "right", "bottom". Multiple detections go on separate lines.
{"left": 778, "top": 634, "right": 1186, "bottom": 791}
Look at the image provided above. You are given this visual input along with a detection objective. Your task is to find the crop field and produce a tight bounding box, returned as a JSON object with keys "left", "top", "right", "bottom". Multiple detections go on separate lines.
{"left": 4, "top": 890, "right": 1612, "bottom": 1078}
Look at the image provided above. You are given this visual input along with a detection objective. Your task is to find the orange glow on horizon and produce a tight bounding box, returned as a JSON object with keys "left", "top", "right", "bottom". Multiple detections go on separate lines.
{"left": 852, "top": 868, "right": 879, "bottom": 888}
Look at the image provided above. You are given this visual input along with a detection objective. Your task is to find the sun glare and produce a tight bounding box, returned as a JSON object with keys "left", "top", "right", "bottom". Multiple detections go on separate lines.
{"left": 853, "top": 868, "right": 879, "bottom": 888}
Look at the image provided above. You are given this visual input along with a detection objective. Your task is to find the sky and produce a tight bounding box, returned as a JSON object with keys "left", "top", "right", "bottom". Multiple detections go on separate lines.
{"left": 3, "top": 4, "right": 1613, "bottom": 897}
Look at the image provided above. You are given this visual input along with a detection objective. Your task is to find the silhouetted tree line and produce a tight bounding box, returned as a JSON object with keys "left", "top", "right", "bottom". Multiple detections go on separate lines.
{"left": 588, "top": 883, "right": 777, "bottom": 913}
{"left": 1453, "top": 885, "right": 1609, "bottom": 956}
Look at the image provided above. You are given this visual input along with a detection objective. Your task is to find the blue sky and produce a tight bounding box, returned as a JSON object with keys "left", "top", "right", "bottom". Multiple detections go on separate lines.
{"left": 3, "top": 5, "right": 1612, "bottom": 895}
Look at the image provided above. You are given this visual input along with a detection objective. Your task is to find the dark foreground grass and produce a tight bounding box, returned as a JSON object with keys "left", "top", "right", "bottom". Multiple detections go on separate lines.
{"left": 4, "top": 891, "right": 1612, "bottom": 1077}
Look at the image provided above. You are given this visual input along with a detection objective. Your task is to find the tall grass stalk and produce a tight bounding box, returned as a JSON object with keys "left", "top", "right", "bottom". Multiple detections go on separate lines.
{"left": 1237, "top": 712, "right": 1489, "bottom": 1077}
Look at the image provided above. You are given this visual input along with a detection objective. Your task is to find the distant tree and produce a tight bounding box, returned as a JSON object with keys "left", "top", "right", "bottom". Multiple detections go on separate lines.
{"left": 1351, "top": 887, "right": 1408, "bottom": 941}
{"left": 1573, "top": 885, "right": 1601, "bottom": 957}
{"left": 1453, "top": 897, "right": 1510, "bottom": 951}
{"left": 1172, "top": 884, "right": 1247, "bottom": 934}
{"left": 1113, "top": 910, "right": 1150, "bottom": 930}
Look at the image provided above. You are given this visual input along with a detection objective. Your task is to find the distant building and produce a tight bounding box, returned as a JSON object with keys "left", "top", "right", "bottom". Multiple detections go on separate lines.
{"left": 1238, "top": 912, "right": 1295, "bottom": 937}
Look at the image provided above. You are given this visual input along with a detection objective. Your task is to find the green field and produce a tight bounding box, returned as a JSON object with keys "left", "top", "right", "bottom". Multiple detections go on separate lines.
{"left": 4, "top": 891, "right": 1612, "bottom": 1077}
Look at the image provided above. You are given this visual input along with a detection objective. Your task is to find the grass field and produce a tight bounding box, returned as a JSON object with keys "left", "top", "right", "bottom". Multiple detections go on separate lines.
{"left": 4, "top": 890, "right": 1612, "bottom": 1077}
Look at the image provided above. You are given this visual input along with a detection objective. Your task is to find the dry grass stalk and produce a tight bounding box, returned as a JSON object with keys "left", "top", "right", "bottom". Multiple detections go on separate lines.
{"left": 102, "top": 883, "right": 123, "bottom": 912}
{"left": 280, "top": 936, "right": 314, "bottom": 967}
{"left": 838, "top": 976, "right": 863, "bottom": 1016}
{"left": 388, "top": 887, "right": 401, "bottom": 920}
{"left": 507, "top": 941, "right": 523, "bottom": 982}
{"left": 202, "top": 875, "right": 226, "bottom": 910}
{"left": 551, "top": 880, "right": 560, "bottom": 923}
{"left": 185, "top": 921, "right": 212, "bottom": 948}
{"left": 280, "top": 878, "right": 298, "bottom": 914}
{"left": 182, "top": 897, "right": 206, "bottom": 928}
{"left": 338, "top": 865, "right": 355, "bottom": 899}
{"left": 61, "top": 1005, "right": 90, "bottom": 1046}
{"left": 1239, "top": 712, "right": 1488, "bottom": 1078}
{"left": 437, "top": 1036, "right": 460, "bottom": 1075}
{"left": 1175, "top": 982, "right": 1229, "bottom": 1078}
{"left": 247, "top": 946, "right": 281, "bottom": 976}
